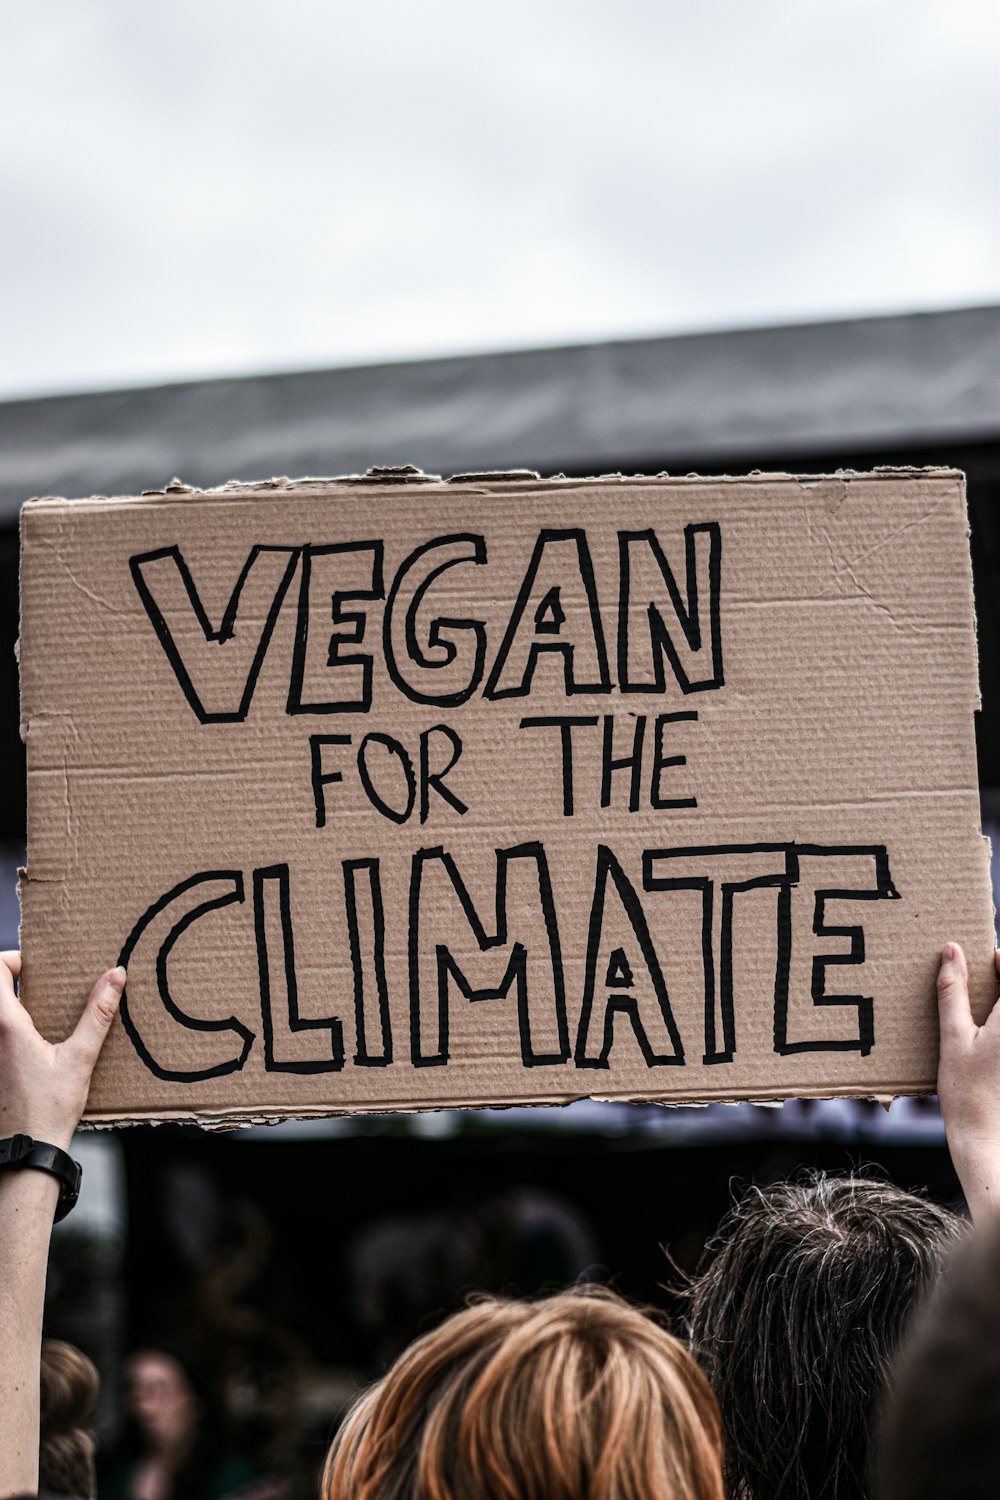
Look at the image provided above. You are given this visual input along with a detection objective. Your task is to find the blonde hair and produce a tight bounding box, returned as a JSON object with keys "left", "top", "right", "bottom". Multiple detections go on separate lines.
{"left": 39, "top": 1338, "right": 99, "bottom": 1500}
{"left": 323, "top": 1287, "right": 723, "bottom": 1500}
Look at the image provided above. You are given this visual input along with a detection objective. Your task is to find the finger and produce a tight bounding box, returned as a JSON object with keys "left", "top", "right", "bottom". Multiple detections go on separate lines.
{"left": 62, "top": 967, "right": 126, "bottom": 1072}
{"left": 0, "top": 951, "right": 21, "bottom": 1012}
{"left": 938, "top": 943, "right": 974, "bottom": 1043}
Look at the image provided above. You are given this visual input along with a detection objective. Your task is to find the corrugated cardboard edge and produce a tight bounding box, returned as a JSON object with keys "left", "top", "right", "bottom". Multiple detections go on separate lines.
{"left": 21, "top": 463, "right": 965, "bottom": 511}
{"left": 77, "top": 1086, "right": 920, "bottom": 1132}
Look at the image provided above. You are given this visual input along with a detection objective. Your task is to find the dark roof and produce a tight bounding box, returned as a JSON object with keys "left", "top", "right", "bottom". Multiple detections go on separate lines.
{"left": 1, "top": 304, "right": 998, "bottom": 521}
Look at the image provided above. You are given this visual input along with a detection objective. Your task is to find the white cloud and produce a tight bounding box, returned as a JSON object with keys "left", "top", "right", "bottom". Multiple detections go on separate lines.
{"left": 1, "top": 0, "right": 997, "bottom": 396}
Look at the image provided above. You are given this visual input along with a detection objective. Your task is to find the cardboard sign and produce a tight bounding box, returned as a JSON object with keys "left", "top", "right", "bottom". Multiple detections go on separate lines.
{"left": 19, "top": 470, "right": 996, "bottom": 1124}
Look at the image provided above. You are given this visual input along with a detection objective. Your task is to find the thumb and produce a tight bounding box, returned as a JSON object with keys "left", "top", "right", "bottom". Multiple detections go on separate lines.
{"left": 937, "top": 943, "right": 973, "bottom": 1044}
{"left": 64, "top": 966, "right": 126, "bottom": 1073}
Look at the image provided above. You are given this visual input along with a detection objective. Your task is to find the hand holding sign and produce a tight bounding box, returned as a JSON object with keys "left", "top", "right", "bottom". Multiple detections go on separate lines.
{"left": 937, "top": 942, "right": 1000, "bottom": 1223}
{"left": 0, "top": 953, "right": 125, "bottom": 1151}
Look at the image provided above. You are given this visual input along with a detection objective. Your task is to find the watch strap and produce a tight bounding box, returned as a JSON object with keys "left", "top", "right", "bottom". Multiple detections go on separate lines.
{"left": 0, "top": 1135, "right": 82, "bottom": 1222}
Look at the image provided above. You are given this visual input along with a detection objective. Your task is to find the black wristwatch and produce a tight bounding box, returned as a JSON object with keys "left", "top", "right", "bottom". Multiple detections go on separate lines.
{"left": 0, "top": 1135, "right": 82, "bottom": 1222}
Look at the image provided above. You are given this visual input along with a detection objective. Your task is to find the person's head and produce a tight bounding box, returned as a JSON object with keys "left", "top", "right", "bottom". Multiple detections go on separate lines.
{"left": 685, "top": 1172, "right": 964, "bottom": 1500}
{"left": 125, "top": 1348, "right": 201, "bottom": 1456}
{"left": 878, "top": 1214, "right": 1000, "bottom": 1500}
{"left": 39, "top": 1339, "right": 99, "bottom": 1500}
{"left": 323, "top": 1285, "right": 724, "bottom": 1500}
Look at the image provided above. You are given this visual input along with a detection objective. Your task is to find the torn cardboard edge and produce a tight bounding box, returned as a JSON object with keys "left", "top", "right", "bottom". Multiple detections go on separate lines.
{"left": 76, "top": 1086, "right": 916, "bottom": 1133}
{"left": 23, "top": 462, "right": 965, "bottom": 510}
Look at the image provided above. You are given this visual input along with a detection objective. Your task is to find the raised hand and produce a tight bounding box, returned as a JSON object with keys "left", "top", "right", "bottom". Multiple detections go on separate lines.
{"left": 937, "top": 942, "right": 1000, "bottom": 1222}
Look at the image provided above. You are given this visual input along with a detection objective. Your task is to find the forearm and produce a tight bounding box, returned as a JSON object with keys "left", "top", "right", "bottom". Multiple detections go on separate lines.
{"left": 0, "top": 1169, "right": 59, "bottom": 1500}
{"left": 944, "top": 1126, "right": 1000, "bottom": 1223}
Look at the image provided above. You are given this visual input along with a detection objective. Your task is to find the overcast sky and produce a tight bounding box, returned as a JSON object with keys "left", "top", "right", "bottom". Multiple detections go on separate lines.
{"left": 1, "top": 0, "right": 997, "bottom": 399}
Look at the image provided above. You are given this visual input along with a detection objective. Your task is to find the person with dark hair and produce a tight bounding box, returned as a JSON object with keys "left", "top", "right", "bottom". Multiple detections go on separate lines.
{"left": 876, "top": 1212, "right": 1000, "bottom": 1500}
{"left": 99, "top": 1346, "right": 258, "bottom": 1500}
{"left": 686, "top": 1174, "right": 964, "bottom": 1500}
{"left": 685, "top": 941, "right": 1000, "bottom": 1500}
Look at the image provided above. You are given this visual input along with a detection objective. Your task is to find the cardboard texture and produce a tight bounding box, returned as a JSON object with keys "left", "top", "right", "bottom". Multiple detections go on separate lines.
{"left": 18, "top": 469, "right": 995, "bottom": 1124}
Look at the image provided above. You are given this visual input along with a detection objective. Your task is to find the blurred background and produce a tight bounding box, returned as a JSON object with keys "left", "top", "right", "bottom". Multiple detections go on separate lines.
{"left": 1, "top": 2, "right": 998, "bottom": 1494}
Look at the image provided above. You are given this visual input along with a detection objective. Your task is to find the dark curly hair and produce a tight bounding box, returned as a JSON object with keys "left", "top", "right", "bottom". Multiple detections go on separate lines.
{"left": 684, "top": 1172, "right": 964, "bottom": 1500}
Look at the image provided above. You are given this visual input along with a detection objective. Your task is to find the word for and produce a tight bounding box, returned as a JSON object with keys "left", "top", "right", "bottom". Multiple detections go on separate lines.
{"left": 129, "top": 524, "right": 724, "bottom": 720}
{"left": 118, "top": 841, "right": 898, "bottom": 1084}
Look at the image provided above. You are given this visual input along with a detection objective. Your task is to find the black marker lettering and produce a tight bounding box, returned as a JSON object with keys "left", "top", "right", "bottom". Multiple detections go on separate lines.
{"left": 601, "top": 714, "right": 645, "bottom": 812}
{"left": 409, "top": 844, "right": 569, "bottom": 1069}
{"left": 288, "top": 542, "right": 383, "bottom": 715}
{"left": 519, "top": 716, "right": 598, "bottom": 816}
{"left": 357, "top": 732, "right": 417, "bottom": 824}
{"left": 644, "top": 845, "right": 791, "bottom": 1064}
{"left": 776, "top": 848, "right": 899, "bottom": 1057}
{"left": 253, "top": 865, "right": 344, "bottom": 1073}
{"left": 486, "top": 530, "right": 611, "bottom": 699}
{"left": 618, "top": 524, "right": 723, "bottom": 695}
{"left": 130, "top": 545, "right": 299, "bottom": 723}
{"left": 643, "top": 843, "right": 899, "bottom": 1063}
{"left": 310, "top": 734, "right": 352, "bottom": 828}
{"left": 650, "top": 711, "right": 699, "bottom": 810}
{"left": 575, "top": 845, "right": 685, "bottom": 1069}
{"left": 384, "top": 534, "right": 488, "bottom": 705}
{"left": 419, "top": 725, "right": 468, "bottom": 823}
{"left": 344, "top": 858, "right": 392, "bottom": 1065}
{"left": 117, "top": 871, "right": 255, "bottom": 1081}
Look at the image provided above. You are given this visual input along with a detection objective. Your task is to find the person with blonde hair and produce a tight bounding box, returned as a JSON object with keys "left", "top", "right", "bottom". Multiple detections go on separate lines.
{"left": 38, "top": 1340, "right": 99, "bottom": 1500}
{"left": 324, "top": 1287, "right": 723, "bottom": 1500}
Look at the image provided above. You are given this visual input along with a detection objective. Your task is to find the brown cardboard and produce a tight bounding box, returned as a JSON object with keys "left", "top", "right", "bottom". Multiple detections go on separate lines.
{"left": 18, "top": 469, "right": 996, "bottom": 1124}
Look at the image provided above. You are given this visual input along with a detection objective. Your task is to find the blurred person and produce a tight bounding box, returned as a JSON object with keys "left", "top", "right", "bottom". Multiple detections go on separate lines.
{"left": 876, "top": 1211, "right": 1000, "bottom": 1500}
{"left": 684, "top": 942, "right": 1000, "bottom": 1500}
{"left": 99, "top": 1346, "right": 258, "bottom": 1500}
{"left": 38, "top": 1340, "right": 99, "bottom": 1499}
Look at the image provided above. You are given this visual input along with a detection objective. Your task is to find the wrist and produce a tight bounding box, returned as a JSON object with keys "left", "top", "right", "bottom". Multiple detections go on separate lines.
{"left": 0, "top": 1161, "right": 61, "bottom": 1224}
{"left": 0, "top": 1137, "right": 82, "bottom": 1222}
{"left": 0, "top": 1117, "right": 76, "bottom": 1154}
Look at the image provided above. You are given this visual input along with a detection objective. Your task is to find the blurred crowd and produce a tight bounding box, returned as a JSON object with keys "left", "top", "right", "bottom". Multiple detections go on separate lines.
{"left": 32, "top": 1165, "right": 1000, "bottom": 1500}
{"left": 8, "top": 944, "right": 1000, "bottom": 1500}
